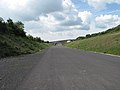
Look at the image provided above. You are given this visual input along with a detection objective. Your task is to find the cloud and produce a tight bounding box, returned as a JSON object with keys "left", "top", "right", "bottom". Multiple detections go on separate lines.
{"left": 24, "top": 10, "right": 92, "bottom": 33}
{"left": 59, "top": 12, "right": 82, "bottom": 26}
{"left": 23, "top": 9, "right": 92, "bottom": 41}
{"left": 78, "top": 11, "right": 92, "bottom": 24}
{"left": 95, "top": 14, "right": 120, "bottom": 28}
{"left": 85, "top": 0, "right": 120, "bottom": 10}
{"left": 22, "top": 0, "right": 93, "bottom": 36}
{"left": 27, "top": 30, "right": 88, "bottom": 41}
{"left": 0, "top": 0, "right": 63, "bottom": 21}
{"left": 77, "top": 11, "right": 92, "bottom": 30}
{"left": 3, "top": 0, "right": 119, "bottom": 41}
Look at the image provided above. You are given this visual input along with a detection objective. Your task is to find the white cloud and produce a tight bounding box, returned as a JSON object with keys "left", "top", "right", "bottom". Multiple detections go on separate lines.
{"left": 3, "top": 0, "right": 118, "bottom": 41}
{"left": 78, "top": 11, "right": 92, "bottom": 24}
{"left": 27, "top": 30, "right": 88, "bottom": 41}
{"left": 21, "top": 0, "right": 93, "bottom": 40}
{"left": 24, "top": 9, "right": 92, "bottom": 41}
{"left": 95, "top": 14, "right": 120, "bottom": 28}
{"left": 86, "top": 0, "right": 120, "bottom": 10}
{"left": 0, "top": 0, "right": 28, "bottom": 10}
{"left": 0, "top": 0, "right": 63, "bottom": 21}
{"left": 63, "top": 0, "right": 75, "bottom": 11}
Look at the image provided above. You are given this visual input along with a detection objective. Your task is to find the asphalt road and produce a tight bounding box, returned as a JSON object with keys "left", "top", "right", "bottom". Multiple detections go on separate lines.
{"left": 0, "top": 46, "right": 120, "bottom": 90}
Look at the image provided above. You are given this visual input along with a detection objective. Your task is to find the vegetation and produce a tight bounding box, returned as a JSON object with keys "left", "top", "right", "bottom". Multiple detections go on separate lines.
{"left": 66, "top": 25, "right": 120, "bottom": 55}
{"left": 76, "top": 25, "right": 120, "bottom": 40}
{"left": 0, "top": 17, "right": 50, "bottom": 58}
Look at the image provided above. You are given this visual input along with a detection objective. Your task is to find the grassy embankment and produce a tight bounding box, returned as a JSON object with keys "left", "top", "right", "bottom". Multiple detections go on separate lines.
{"left": 0, "top": 34, "right": 50, "bottom": 58}
{"left": 65, "top": 25, "right": 120, "bottom": 55}
{"left": 0, "top": 18, "right": 50, "bottom": 58}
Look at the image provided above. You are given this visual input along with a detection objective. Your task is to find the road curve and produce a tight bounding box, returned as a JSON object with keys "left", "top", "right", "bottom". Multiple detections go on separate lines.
{"left": 1, "top": 46, "right": 120, "bottom": 90}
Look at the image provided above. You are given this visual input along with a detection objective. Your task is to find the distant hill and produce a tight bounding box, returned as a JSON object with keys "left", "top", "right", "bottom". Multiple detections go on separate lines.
{"left": 65, "top": 25, "right": 120, "bottom": 55}
{"left": 0, "top": 18, "right": 50, "bottom": 58}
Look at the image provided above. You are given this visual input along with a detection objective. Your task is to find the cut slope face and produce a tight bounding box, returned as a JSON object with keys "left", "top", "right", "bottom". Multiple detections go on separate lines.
{"left": 0, "top": 34, "right": 49, "bottom": 58}
{"left": 66, "top": 25, "right": 120, "bottom": 55}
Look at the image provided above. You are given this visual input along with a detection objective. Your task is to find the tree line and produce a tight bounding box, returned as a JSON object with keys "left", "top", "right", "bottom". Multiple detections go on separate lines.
{"left": 77, "top": 25, "right": 120, "bottom": 40}
{"left": 0, "top": 17, "right": 48, "bottom": 43}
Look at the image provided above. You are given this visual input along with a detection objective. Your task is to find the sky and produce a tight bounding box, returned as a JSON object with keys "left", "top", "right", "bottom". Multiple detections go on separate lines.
{"left": 0, "top": 0, "right": 120, "bottom": 41}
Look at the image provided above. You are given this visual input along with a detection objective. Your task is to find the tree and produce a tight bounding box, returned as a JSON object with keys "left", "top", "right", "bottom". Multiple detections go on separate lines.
{"left": 7, "top": 18, "right": 15, "bottom": 34}
{"left": 76, "top": 36, "right": 85, "bottom": 40}
{"left": 6, "top": 19, "right": 26, "bottom": 37}
{"left": 27, "top": 34, "right": 34, "bottom": 40}
{"left": 86, "top": 34, "right": 91, "bottom": 38}
{"left": 14, "top": 21, "right": 26, "bottom": 37}
{"left": 34, "top": 37, "right": 44, "bottom": 43}
{"left": 15, "top": 21, "right": 24, "bottom": 30}
{"left": 0, "top": 17, "right": 8, "bottom": 33}
{"left": 0, "top": 17, "right": 4, "bottom": 23}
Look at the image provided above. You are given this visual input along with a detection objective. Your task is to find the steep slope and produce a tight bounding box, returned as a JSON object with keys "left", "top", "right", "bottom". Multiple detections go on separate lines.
{"left": 0, "top": 34, "right": 49, "bottom": 58}
{"left": 66, "top": 25, "right": 120, "bottom": 55}
{"left": 0, "top": 18, "right": 50, "bottom": 58}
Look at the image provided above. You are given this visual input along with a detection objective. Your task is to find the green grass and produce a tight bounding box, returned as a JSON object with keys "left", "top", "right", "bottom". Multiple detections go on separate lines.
{"left": 65, "top": 32, "right": 120, "bottom": 55}
{"left": 0, "top": 34, "right": 50, "bottom": 58}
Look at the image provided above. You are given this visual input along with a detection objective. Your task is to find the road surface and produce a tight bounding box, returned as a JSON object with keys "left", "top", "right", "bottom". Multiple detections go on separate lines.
{"left": 0, "top": 46, "right": 120, "bottom": 90}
